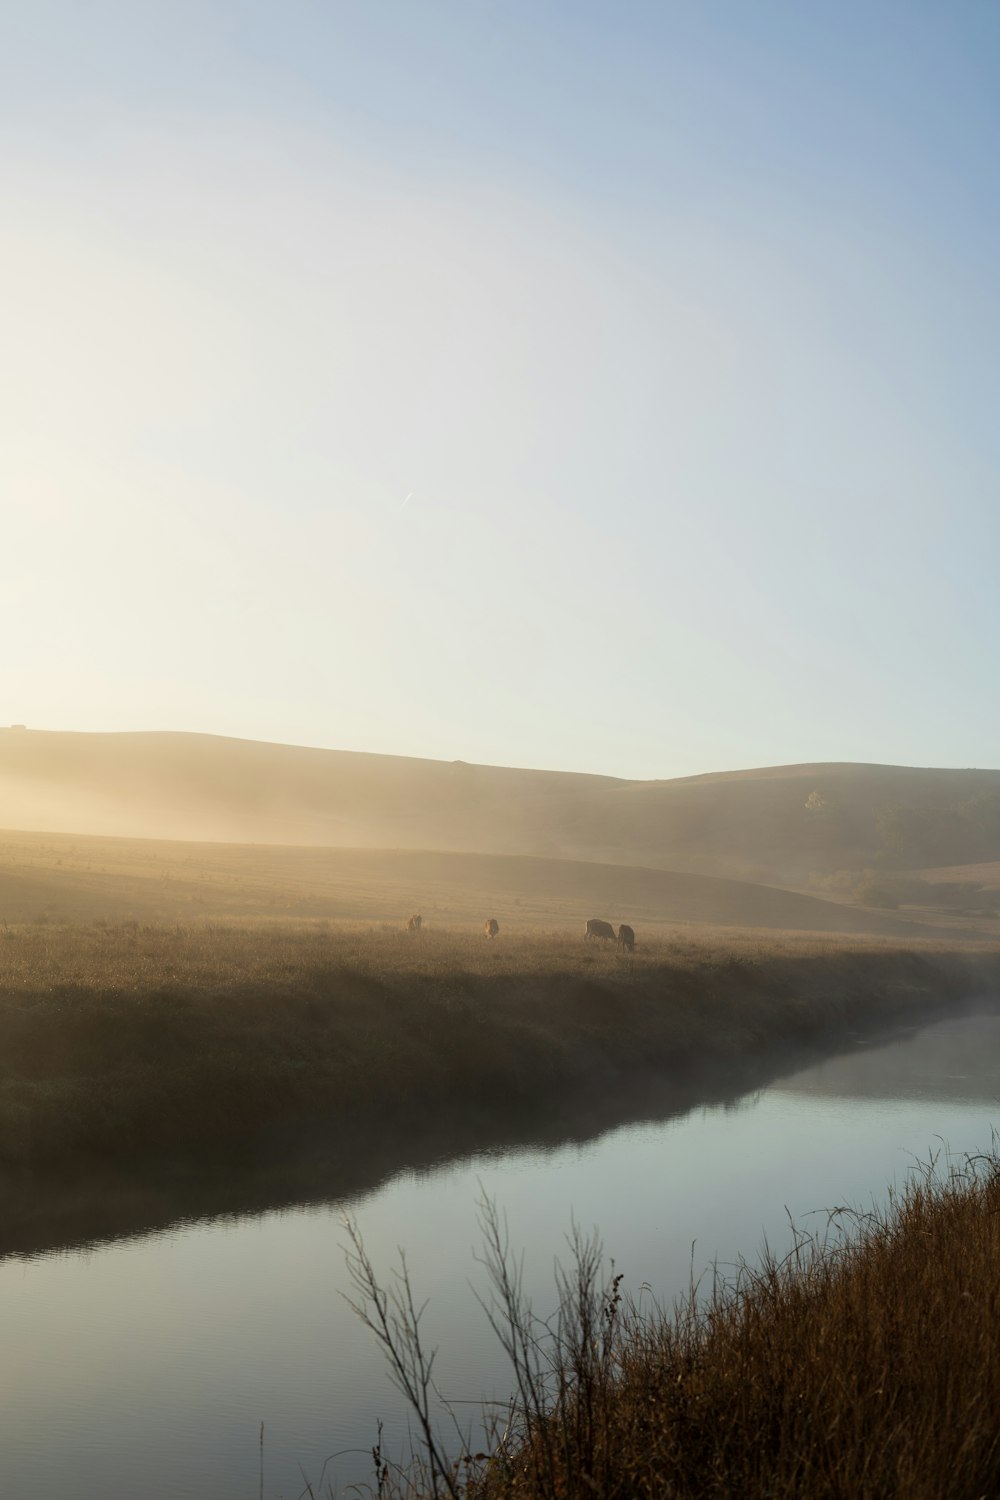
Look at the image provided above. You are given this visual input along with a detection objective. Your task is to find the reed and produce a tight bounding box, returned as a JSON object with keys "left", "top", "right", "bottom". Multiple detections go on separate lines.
{"left": 345, "top": 1150, "right": 1000, "bottom": 1500}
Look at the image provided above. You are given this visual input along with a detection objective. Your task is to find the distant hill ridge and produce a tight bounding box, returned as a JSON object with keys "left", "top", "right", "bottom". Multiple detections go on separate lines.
{"left": 2, "top": 729, "right": 1000, "bottom": 884}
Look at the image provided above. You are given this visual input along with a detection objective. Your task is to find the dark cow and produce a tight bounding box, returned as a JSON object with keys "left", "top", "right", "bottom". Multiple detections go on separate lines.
{"left": 585, "top": 918, "right": 616, "bottom": 943}
{"left": 484, "top": 917, "right": 500, "bottom": 939}
{"left": 406, "top": 914, "right": 422, "bottom": 933}
{"left": 617, "top": 923, "right": 635, "bottom": 953}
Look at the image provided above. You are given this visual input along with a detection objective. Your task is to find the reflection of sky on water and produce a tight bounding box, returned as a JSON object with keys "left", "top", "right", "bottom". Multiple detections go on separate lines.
{"left": 2, "top": 1014, "right": 999, "bottom": 1499}
{"left": 775, "top": 1012, "right": 1000, "bottom": 1106}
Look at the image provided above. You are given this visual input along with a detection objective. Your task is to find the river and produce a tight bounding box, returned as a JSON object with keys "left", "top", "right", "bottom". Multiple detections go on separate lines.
{"left": 2, "top": 1009, "right": 998, "bottom": 1499}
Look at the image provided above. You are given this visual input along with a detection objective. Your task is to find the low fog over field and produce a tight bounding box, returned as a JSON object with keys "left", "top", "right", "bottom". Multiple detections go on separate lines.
{"left": 2, "top": 729, "right": 999, "bottom": 937}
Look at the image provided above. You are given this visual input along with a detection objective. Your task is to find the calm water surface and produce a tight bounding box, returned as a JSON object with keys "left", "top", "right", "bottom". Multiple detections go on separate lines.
{"left": 2, "top": 1012, "right": 999, "bottom": 1499}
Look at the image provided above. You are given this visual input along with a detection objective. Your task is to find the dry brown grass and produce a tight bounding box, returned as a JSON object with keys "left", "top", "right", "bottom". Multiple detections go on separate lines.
{"left": 1, "top": 916, "right": 998, "bottom": 1171}
{"left": 1, "top": 825, "right": 958, "bottom": 938}
{"left": 346, "top": 1153, "right": 1000, "bottom": 1500}
{"left": 486, "top": 1154, "right": 1000, "bottom": 1499}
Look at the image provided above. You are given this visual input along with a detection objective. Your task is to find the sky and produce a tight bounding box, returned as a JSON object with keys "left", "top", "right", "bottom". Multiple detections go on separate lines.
{"left": 3, "top": 1, "right": 999, "bottom": 780}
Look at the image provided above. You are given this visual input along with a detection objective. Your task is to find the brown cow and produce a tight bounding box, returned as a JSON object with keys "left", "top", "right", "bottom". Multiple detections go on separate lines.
{"left": 406, "top": 914, "right": 422, "bottom": 933}
{"left": 617, "top": 923, "right": 635, "bottom": 953}
{"left": 483, "top": 917, "right": 500, "bottom": 939}
{"left": 585, "top": 918, "right": 616, "bottom": 942}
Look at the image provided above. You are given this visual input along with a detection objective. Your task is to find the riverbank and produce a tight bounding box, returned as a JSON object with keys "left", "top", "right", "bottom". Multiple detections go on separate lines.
{"left": 372, "top": 1150, "right": 1000, "bottom": 1500}
{"left": 2, "top": 920, "right": 998, "bottom": 1178}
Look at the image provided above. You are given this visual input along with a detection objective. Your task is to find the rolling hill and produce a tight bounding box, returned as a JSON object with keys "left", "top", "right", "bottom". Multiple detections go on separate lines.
{"left": 0, "top": 827, "right": 949, "bottom": 937}
{"left": 2, "top": 729, "right": 1000, "bottom": 888}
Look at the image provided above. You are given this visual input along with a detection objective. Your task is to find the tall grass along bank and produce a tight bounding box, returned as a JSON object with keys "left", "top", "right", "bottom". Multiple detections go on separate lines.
{"left": 346, "top": 1152, "right": 1000, "bottom": 1500}
{"left": 1, "top": 920, "right": 998, "bottom": 1172}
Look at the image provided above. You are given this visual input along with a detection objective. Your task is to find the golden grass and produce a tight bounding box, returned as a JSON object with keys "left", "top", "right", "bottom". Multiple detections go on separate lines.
{"left": 0, "top": 824, "right": 980, "bottom": 940}
{"left": 431, "top": 1152, "right": 1000, "bottom": 1500}
{"left": 1, "top": 916, "right": 998, "bottom": 1171}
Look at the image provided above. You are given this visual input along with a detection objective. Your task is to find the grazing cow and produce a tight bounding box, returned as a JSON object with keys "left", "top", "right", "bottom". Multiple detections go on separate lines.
{"left": 406, "top": 914, "right": 422, "bottom": 933}
{"left": 617, "top": 923, "right": 635, "bottom": 953}
{"left": 484, "top": 917, "right": 500, "bottom": 939}
{"left": 585, "top": 918, "right": 616, "bottom": 943}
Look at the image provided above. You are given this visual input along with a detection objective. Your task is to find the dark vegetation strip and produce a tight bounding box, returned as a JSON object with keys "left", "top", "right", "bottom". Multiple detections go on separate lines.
{"left": 346, "top": 1152, "right": 1000, "bottom": 1500}
{"left": 0, "top": 922, "right": 998, "bottom": 1170}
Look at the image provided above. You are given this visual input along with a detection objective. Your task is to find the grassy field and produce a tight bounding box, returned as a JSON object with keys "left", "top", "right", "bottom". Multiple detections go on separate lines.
{"left": 2, "top": 817, "right": 995, "bottom": 1255}
{"left": 2, "top": 916, "right": 998, "bottom": 1177}
{"left": 354, "top": 1152, "right": 1000, "bottom": 1500}
{"left": 0, "top": 824, "right": 980, "bottom": 938}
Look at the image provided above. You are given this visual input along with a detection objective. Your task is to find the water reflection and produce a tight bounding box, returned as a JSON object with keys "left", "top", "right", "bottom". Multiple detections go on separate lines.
{"left": 0, "top": 1024, "right": 869, "bottom": 1260}
{"left": 1, "top": 1011, "right": 998, "bottom": 1500}
{"left": 776, "top": 1011, "right": 1000, "bottom": 1106}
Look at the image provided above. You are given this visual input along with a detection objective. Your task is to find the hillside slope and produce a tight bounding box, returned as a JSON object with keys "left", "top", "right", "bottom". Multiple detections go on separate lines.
{"left": 2, "top": 729, "right": 999, "bottom": 883}
{"left": 0, "top": 827, "right": 957, "bottom": 937}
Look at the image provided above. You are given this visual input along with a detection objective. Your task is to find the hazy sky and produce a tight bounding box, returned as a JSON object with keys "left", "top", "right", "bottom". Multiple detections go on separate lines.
{"left": 3, "top": 1, "right": 999, "bottom": 779}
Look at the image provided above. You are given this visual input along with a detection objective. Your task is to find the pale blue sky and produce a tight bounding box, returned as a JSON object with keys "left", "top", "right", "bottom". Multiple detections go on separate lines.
{"left": 2, "top": 2, "right": 998, "bottom": 778}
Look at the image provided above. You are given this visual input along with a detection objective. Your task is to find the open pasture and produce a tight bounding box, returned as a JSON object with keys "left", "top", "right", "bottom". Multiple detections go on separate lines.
{"left": 0, "top": 826, "right": 972, "bottom": 938}
{"left": 1, "top": 911, "right": 997, "bottom": 1175}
